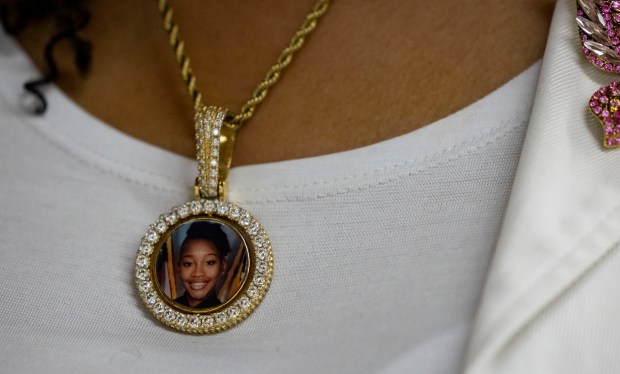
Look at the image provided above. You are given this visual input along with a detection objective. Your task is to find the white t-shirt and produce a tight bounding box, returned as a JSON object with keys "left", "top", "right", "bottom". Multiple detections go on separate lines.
{"left": 0, "top": 31, "right": 541, "bottom": 374}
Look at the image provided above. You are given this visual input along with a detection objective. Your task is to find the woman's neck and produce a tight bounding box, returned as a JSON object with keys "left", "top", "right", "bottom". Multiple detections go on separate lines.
{"left": 17, "top": 0, "right": 555, "bottom": 165}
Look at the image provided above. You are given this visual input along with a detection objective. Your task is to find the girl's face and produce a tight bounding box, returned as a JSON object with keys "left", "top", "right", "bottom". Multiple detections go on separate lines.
{"left": 177, "top": 239, "right": 224, "bottom": 307}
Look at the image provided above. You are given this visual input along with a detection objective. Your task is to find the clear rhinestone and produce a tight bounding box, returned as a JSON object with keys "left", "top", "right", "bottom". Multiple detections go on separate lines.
{"left": 239, "top": 296, "right": 250, "bottom": 309}
{"left": 177, "top": 205, "right": 190, "bottom": 218}
{"left": 576, "top": 16, "right": 609, "bottom": 44}
{"left": 216, "top": 313, "right": 227, "bottom": 324}
{"left": 240, "top": 214, "right": 251, "bottom": 226}
{"left": 255, "top": 236, "right": 265, "bottom": 248}
{"left": 254, "top": 276, "right": 265, "bottom": 286}
{"left": 230, "top": 207, "right": 240, "bottom": 218}
{"left": 189, "top": 316, "right": 201, "bottom": 328}
{"left": 164, "top": 309, "right": 176, "bottom": 322}
{"left": 138, "top": 281, "right": 151, "bottom": 293}
{"left": 584, "top": 40, "right": 608, "bottom": 56}
{"left": 190, "top": 201, "right": 202, "bottom": 214}
{"left": 257, "top": 250, "right": 267, "bottom": 261}
{"left": 165, "top": 212, "right": 178, "bottom": 224}
{"left": 202, "top": 316, "right": 214, "bottom": 327}
{"left": 136, "top": 255, "right": 148, "bottom": 267}
{"left": 177, "top": 315, "right": 188, "bottom": 327}
{"left": 139, "top": 243, "right": 151, "bottom": 255}
{"left": 597, "top": 12, "right": 606, "bottom": 27}
{"left": 203, "top": 200, "right": 216, "bottom": 213}
{"left": 210, "top": 159, "right": 218, "bottom": 167}
{"left": 136, "top": 268, "right": 148, "bottom": 280}
{"left": 153, "top": 303, "right": 164, "bottom": 315}
{"left": 217, "top": 203, "right": 229, "bottom": 215}
{"left": 578, "top": 0, "right": 604, "bottom": 25}
{"left": 212, "top": 128, "right": 220, "bottom": 136}
{"left": 146, "top": 293, "right": 157, "bottom": 304}
{"left": 228, "top": 307, "right": 240, "bottom": 318}
{"left": 585, "top": 41, "right": 620, "bottom": 63}
{"left": 145, "top": 231, "right": 158, "bottom": 243}
{"left": 249, "top": 222, "right": 259, "bottom": 236}
{"left": 155, "top": 221, "right": 167, "bottom": 233}
{"left": 257, "top": 261, "right": 267, "bottom": 273}
{"left": 247, "top": 286, "right": 258, "bottom": 298}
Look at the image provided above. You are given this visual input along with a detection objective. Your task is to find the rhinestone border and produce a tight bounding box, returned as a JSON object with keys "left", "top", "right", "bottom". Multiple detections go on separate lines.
{"left": 135, "top": 199, "right": 273, "bottom": 333}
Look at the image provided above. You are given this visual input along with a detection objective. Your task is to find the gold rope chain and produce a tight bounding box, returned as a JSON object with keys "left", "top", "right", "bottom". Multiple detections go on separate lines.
{"left": 156, "top": 0, "right": 331, "bottom": 130}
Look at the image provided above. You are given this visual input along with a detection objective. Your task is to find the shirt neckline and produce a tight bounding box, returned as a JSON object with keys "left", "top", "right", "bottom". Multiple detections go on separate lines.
{"left": 0, "top": 33, "right": 540, "bottom": 203}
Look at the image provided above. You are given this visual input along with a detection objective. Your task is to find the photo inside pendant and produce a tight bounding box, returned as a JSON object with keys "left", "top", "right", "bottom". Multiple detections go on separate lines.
{"left": 154, "top": 217, "right": 250, "bottom": 311}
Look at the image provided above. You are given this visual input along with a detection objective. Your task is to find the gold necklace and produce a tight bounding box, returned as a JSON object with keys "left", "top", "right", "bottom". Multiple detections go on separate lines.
{"left": 134, "top": 0, "right": 331, "bottom": 333}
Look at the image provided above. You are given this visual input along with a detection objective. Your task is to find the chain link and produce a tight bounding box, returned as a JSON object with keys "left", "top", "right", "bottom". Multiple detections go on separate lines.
{"left": 156, "top": 0, "right": 331, "bottom": 130}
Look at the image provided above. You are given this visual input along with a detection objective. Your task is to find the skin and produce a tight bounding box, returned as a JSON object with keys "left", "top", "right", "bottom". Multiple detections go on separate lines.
{"left": 176, "top": 239, "right": 225, "bottom": 308}
{"left": 16, "top": 0, "right": 556, "bottom": 165}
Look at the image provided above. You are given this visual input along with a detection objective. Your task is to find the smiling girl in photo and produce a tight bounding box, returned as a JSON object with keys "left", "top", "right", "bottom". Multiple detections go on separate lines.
{"left": 173, "top": 221, "right": 230, "bottom": 309}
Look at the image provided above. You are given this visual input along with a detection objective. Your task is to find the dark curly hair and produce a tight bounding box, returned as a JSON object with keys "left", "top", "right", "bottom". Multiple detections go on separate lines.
{"left": 0, "top": 0, "right": 92, "bottom": 114}
{"left": 180, "top": 221, "right": 230, "bottom": 259}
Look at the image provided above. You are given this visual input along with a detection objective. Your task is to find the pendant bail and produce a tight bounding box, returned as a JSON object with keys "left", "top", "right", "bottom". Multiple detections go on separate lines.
{"left": 194, "top": 106, "right": 236, "bottom": 200}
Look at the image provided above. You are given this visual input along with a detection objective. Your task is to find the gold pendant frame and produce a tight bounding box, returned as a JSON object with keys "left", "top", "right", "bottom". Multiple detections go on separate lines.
{"left": 135, "top": 199, "right": 273, "bottom": 333}
{"left": 135, "top": 107, "right": 273, "bottom": 333}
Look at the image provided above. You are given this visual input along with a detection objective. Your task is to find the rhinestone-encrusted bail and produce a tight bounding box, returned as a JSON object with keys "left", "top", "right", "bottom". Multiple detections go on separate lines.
{"left": 195, "top": 106, "right": 229, "bottom": 199}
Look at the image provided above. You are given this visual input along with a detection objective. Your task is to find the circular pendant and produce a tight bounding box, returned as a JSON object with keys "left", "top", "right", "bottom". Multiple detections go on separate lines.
{"left": 135, "top": 199, "right": 273, "bottom": 333}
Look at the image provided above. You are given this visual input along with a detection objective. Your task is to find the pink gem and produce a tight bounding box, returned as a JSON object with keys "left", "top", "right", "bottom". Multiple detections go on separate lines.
{"left": 606, "top": 127, "right": 614, "bottom": 136}
{"left": 607, "top": 138, "right": 615, "bottom": 147}
{"left": 612, "top": 37, "right": 620, "bottom": 45}
{"left": 589, "top": 55, "right": 597, "bottom": 63}
{"left": 605, "top": 119, "right": 614, "bottom": 127}
{"left": 615, "top": 126, "right": 620, "bottom": 133}
{"left": 606, "top": 63, "right": 614, "bottom": 71}
{"left": 597, "top": 59, "right": 605, "bottom": 67}
{"left": 609, "top": 30, "right": 616, "bottom": 37}
{"left": 612, "top": 100, "right": 619, "bottom": 109}
{"left": 582, "top": 35, "right": 589, "bottom": 42}
{"left": 614, "top": 13, "right": 620, "bottom": 22}
{"left": 614, "top": 110, "right": 620, "bottom": 119}
{"left": 577, "top": 10, "right": 584, "bottom": 16}
{"left": 612, "top": 0, "right": 620, "bottom": 9}
{"left": 605, "top": 13, "right": 613, "bottom": 21}
{"left": 600, "top": 96, "right": 609, "bottom": 103}
{"left": 612, "top": 87, "right": 620, "bottom": 95}
{"left": 594, "top": 91, "right": 602, "bottom": 99}
{"left": 603, "top": 109, "right": 611, "bottom": 118}
{"left": 594, "top": 106, "right": 603, "bottom": 114}
{"left": 603, "top": 4, "right": 611, "bottom": 12}
{"left": 610, "top": 82, "right": 617, "bottom": 88}
{"left": 591, "top": 100, "right": 598, "bottom": 108}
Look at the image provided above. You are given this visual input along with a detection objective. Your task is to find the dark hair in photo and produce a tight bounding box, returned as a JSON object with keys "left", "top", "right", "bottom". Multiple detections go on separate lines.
{"left": 180, "top": 221, "right": 230, "bottom": 259}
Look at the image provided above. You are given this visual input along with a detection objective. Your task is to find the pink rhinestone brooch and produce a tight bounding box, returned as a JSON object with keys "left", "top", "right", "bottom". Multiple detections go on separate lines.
{"left": 577, "top": 0, "right": 620, "bottom": 148}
